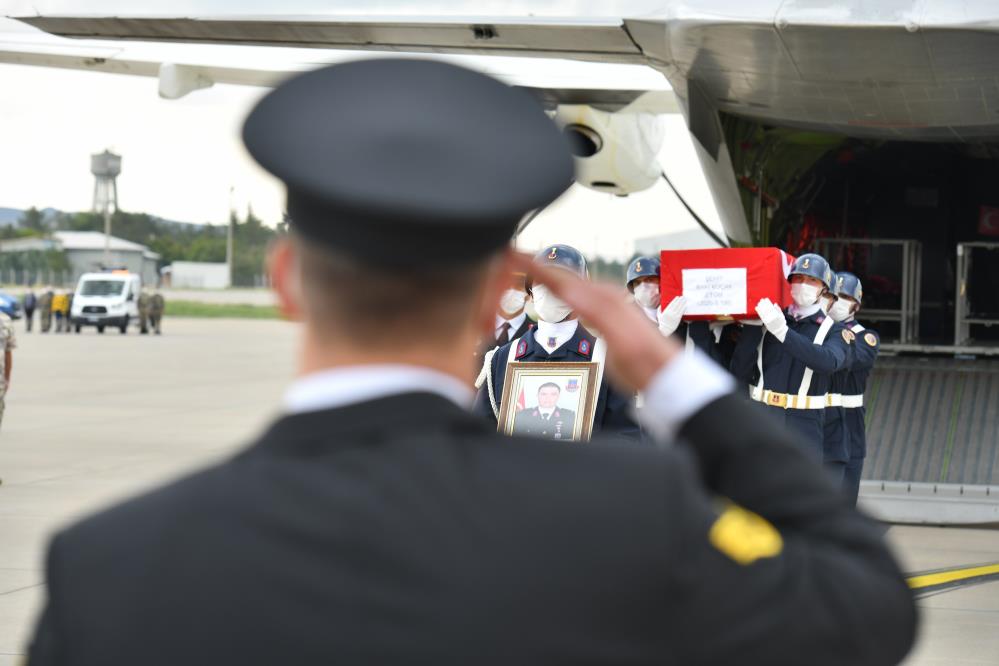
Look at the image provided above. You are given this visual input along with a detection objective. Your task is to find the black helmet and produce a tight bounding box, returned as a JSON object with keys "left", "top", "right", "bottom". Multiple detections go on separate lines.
{"left": 789, "top": 253, "right": 833, "bottom": 290}
{"left": 526, "top": 244, "right": 587, "bottom": 293}
{"left": 833, "top": 272, "right": 863, "bottom": 303}
{"left": 626, "top": 256, "right": 661, "bottom": 292}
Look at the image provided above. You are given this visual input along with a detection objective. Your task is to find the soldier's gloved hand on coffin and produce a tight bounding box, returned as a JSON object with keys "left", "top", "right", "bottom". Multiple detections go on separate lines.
{"left": 510, "top": 252, "right": 680, "bottom": 393}
{"left": 755, "top": 298, "right": 788, "bottom": 342}
{"left": 657, "top": 295, "right": 688, "bottom": 337}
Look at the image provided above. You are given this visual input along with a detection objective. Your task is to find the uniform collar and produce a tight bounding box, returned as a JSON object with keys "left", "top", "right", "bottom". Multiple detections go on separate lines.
{"left": 535, "top": 318, "right": 579, "bottom": 351}
{"left": 495, "top": 311, "right": 527, "bottom": 332}
{"left": 283, "top": 364, "right": 473, "bottom": 415}
{"left": 788, "top": 302, "right": 822, "bottom": 321}
{"left": 522, "top": 321, "right": 595, "bottom": 360}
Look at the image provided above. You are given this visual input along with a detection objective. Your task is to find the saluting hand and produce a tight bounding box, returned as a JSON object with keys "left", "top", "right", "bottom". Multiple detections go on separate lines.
{"left": 509, "top": 252, "right": 681, "bottom": 393}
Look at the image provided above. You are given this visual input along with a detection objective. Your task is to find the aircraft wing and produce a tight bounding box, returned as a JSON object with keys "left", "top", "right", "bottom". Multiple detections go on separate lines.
{"left": 12, "top": 14, "right": 665, "bottom": 65}
{"left": 0, "top": 18, "right": 676, "bottom": 110}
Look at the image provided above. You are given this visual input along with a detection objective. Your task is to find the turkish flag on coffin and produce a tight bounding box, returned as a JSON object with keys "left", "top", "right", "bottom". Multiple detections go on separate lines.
{"left": 979, "top": 206, "right": 999, "bottom": 237}
{"left": 660, "top": 248, "right": 795, "bottom": 321}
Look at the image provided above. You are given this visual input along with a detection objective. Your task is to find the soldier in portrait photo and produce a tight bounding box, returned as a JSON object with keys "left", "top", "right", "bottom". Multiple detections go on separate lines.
{"left": 512, "top": 381, "right": 578, "bottom": 440}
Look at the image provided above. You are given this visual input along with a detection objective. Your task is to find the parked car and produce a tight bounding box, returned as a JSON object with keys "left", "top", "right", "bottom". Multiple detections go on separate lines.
{"left": 0, "top": 292, "right": 21, "bottom": 320}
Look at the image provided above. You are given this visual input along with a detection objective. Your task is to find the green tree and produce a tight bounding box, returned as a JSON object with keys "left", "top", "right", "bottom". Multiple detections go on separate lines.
{"left": 18, "top": 207, "right": 47, "bottom": 233}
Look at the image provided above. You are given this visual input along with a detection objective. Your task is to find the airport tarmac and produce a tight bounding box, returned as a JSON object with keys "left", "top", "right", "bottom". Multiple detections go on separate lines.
{"left": 0, "top": 317, "right": 997, "bottom": 664}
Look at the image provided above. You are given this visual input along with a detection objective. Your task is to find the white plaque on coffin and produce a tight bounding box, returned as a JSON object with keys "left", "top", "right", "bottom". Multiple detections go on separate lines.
{"left": 681, "top": 268, "right": 747, "bottom": 316}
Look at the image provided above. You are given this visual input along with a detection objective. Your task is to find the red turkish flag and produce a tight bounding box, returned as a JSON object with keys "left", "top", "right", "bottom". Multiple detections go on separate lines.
{"left": 979, "top": 206, "right": 999, "bottom": 236}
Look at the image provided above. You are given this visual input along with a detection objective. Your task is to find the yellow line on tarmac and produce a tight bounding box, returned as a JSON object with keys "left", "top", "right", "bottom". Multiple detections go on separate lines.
{"left": 907, "top": 562, "right": 999, "bottom": 590}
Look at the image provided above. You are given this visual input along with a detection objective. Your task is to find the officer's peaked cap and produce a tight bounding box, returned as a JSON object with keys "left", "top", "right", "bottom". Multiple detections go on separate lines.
{"left": 526, "top": 244, "right": 587, "bottom": 292}
{"left": 833, "top": 272, "right": 863, "bottom": 303}
{"left": 789, "top": 253, "right": 833, "bottom": 289}
{"left": 626, "top": 255, "right": 661, "bottom": 289}
{"left": 243, "top": 58, "right": 575, "bottom": 268}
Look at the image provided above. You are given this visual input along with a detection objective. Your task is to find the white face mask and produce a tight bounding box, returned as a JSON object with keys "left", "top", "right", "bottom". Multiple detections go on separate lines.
{"left": 829, "top": 299, "right": 853, "bottom": 322}
{"left": 633, "top": 282, "right": 660, "bottom": 309}
{"left": 498, "top": 289, "right": 527, "bottom": 316}
{"left": 790, "top": 283, "right": 822, "bottom": 308}
{"left": 531, "top": 284, "right": 573, "bottom": 323}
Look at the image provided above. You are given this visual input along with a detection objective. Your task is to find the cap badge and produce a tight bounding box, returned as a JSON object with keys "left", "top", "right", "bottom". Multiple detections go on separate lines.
{"left": 548, "top": 247, "right": 558, "bottom": 260}
{"left": 837, "top": 276, "right": 844, "bottom": 287}
{"left": 636, "top": 261, "right": 642, "bottom": 272}
{"left": 802, "top": 258, "right": 810, "bottom": 269}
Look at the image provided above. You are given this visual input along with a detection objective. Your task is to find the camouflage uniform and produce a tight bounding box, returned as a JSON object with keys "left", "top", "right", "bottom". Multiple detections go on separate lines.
{"left": 38, "top": 290, "right": 53, "bottom": 333}
{"left": 149, "top": 293, "right": 165, "bottom": 335}
{"left": 137, "top": 292, "right": 151, "bottom": 334}
{"left": 0, "top": 312, "right": 17, "bottom": 431}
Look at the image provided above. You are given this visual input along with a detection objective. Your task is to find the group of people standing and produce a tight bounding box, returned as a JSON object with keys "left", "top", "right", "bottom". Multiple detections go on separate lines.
{"left": 19, "top": 287, "right": 165, "bottom": 334}
{"left": 21, "top": 288, "right": 74, "bottom": 333}
{"left": 477, "top": 245, "right": 878, "bottom": 505}
{"left": 137, "top": 290, "right": 166, "bottom": 335}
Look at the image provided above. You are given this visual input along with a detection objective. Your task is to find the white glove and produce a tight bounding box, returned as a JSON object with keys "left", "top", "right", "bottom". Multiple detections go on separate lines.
{"left": 657, "top": 296, "right": 688, "bottom": 337}
{"left": 755, "top": 298, "right": 788, "bottom": 342}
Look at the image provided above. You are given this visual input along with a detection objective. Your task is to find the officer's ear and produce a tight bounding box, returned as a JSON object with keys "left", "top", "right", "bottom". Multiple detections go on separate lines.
{"left": 268, "top": 236, "right": 304, "bottom": 322}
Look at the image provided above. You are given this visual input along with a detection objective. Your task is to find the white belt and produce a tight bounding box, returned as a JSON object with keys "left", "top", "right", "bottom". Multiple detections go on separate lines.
{"left": 827, "top": 394, "right": 864, "bottom": 408}
{"left": 749, "top": 386, "right": 826, "bottom": 410}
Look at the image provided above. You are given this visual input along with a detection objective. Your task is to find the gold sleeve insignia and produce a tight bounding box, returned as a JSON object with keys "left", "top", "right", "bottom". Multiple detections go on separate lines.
{"left": 708, "top": 502, "right": 783, "bottom": 566}
{"left": 841, "top": 329, "right": 855, "bottom": 343}
{"left": 864, "top": 332, "right": 878, "bottom": 347}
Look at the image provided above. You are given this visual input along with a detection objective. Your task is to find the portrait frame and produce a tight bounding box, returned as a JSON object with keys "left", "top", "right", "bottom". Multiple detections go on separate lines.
{"left": 497, "top": 362, "right": 600, "bottom": 442}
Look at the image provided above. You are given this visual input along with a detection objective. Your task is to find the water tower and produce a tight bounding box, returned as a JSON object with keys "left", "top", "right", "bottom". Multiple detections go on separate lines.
{"left": 91, "top": 150, "right": 121, "bottom": 265}
{"left": 91, "top": 150, "right": 121, "bottom": 214}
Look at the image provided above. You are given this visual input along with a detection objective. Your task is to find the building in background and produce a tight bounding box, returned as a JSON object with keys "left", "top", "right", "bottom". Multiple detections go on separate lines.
{"left": 161, "top": 261, "right": 230, "bottom": 289}
{"left": 0, "top": 231, "right": 160, "bottom": 285}
{"left": 633, "top": 228, "right": 721, "bottom": 257}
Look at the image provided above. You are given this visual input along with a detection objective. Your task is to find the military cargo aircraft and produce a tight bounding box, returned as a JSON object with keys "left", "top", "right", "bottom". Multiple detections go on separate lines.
{"left": 4, "top": 1, "right": 999, "bottom": 528}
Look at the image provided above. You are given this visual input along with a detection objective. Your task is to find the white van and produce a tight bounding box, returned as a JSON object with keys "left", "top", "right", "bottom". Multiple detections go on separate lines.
{"left": 70, "top": 271, "right": 142, "bottom": 334}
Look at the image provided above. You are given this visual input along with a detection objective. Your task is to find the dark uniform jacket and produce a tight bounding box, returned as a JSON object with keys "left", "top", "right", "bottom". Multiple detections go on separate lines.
{"left": 838, "top": 321, "right": 880, "bottom": 460}
{"left": 27, "top": 391, "right": 915, "bottom": 665}
{"left": 730, "top": 310, "right": 854, "bottom": 461}
{"left": 473, "top": 317, "right": 534, "bottom": 371}
{"left": 473, "top": 323, "right": 639, "bottom": 440}
{"left": 512, "top": 406, "right": 576, "bottom": 440}
{"left": 687, "top": 321, "right": 739, "bottom": 369}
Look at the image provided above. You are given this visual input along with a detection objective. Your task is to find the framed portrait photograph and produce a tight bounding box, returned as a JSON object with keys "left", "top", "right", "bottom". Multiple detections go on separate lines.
{"left": 497, "top": 362, "right": 600, "bottom": 442}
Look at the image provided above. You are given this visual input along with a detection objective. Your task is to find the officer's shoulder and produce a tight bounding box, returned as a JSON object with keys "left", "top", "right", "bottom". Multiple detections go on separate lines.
{"left": 490, "top": 432, "right": 685, "bottom": 495}
{"left": 54, "top": 460, "right": 240, "bottom": 564}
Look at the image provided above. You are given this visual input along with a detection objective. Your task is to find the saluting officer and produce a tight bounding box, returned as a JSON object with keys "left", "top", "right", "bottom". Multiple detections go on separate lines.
{"left": 828, "top": 272, "right": 880, "bottom": 504}
{"left": 474, "top": 243, "right": 639, "bottom": 440}
{"left": 28, "top": 58, "right": 914, "bottom": 666}
{"left": 731, "top": 253, "right": 855, "bottom": 465}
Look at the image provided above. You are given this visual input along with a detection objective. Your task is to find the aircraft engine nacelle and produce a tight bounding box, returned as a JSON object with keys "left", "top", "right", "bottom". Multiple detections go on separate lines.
{"left": 554, "top": 105, "right": 665, "bottom": 196}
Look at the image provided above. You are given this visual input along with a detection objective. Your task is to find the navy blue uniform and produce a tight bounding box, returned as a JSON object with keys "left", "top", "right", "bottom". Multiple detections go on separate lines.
{"left": 687, "top": 321, "right": 739, "bottom": 370}
{"left": 473, "top": 324, "right": 639, "bottom": 440}
{"left": 730, "top": 311, "right": 854, "bottom": 461}
{"left": 841, "top": 322, "right": 880, "bottom": 504}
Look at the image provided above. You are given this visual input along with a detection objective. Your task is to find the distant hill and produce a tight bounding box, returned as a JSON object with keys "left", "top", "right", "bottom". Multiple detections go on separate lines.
{"left": 0, "top": 207, "right": 206, "bottom": 229}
